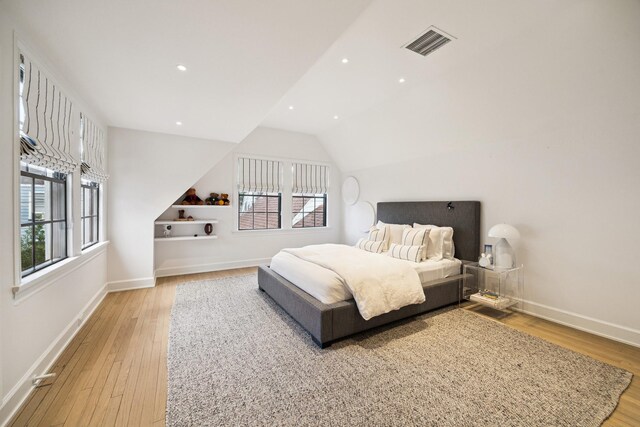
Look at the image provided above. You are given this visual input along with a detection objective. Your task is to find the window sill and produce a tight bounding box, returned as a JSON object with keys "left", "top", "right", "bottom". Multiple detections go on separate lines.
{"left": 13, "top": 241, "right": 110, "bottom": 304}
{"left": 231, "top": 227, "right": 333, "bottom": 236}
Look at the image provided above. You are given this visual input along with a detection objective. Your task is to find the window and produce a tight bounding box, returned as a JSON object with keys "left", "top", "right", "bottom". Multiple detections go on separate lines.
{"left": 81, "top": 180, "right": 99, "bottom": 249}
{"left": 292, "top": 194, "right": 327, "bottom": 228}
{"left": 20, "top": 163, "right": 67, "bottom": 277}
{"left": 238, "top": 192, "right": 281, "bottom": 230}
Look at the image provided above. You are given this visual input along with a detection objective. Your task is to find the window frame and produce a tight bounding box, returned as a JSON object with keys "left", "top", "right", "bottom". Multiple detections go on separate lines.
{"left": 20, "top": 165, "right": 68, "bottom": 278}
{"left": 81, "top": 180, "right": 100, "bottom": 250}
{"left": 291, "top": 193, "right": 327, "bottom": 229}
{"left": 237, "top": 192, "right": 282, "bottom": 231}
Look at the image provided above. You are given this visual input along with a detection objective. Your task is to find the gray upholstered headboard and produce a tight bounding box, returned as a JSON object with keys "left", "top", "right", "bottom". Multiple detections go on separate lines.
{"left": 377, "top": 201, "right": 481, "bottom": 262}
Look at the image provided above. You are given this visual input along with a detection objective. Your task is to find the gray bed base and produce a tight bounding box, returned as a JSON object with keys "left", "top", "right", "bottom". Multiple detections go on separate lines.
{"left": 258, "top": 265, "right": 465, "bottom": 348}
{"left": 257, "top": 201, "right": 481, "bottom": 348}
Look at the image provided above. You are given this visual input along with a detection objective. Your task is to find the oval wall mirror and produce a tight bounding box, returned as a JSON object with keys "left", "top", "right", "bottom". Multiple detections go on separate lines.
{"left": 342, "top": 176, "right": 359, "bottom": 206}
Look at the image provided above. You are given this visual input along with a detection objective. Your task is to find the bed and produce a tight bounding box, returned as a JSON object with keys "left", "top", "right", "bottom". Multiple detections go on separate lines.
{"left": 258, "top": 201, "right": 481, "bottom": 348}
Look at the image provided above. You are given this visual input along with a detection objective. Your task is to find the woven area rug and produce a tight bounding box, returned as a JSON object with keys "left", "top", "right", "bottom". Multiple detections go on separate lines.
{"left": 167, "top": 274, "right": 632, "bottom": 426}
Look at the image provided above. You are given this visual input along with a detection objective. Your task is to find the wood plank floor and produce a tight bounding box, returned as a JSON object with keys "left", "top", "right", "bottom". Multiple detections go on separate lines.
{"left": 9, "top": 267, "right": 639, "bottom": 426}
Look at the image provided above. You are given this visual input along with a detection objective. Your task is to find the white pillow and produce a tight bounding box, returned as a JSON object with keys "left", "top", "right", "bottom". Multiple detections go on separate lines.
{"left": 368, "top": 224, "right": 389, "bottom": 250}
{"left": 355, "top": 238, "right": 385, "bottom": 254}
{"left": 386, "top": 243, "right": 424, "bottom": 263}
{"left": 401, "top": 227, "right": 430, "bottom": 261}
{"left": 377, "top": 221, "right": 411, "bottom": 246}
{"left": 413, "top": 224, "right": 455, "bottom": 260}
{"left": 413, "top": 223, "right": 443, "bottom": 260}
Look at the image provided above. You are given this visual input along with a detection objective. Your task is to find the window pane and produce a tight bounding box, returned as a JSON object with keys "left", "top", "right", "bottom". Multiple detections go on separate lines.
{"left": 267, "top": 196, "right": 279, "bottom": 213}
{"left": 52, "top": 182, "right": 65, "bottom": 220}
{"left": 302, "top": 197, "right": 314, "bottom": 212}
{"left": 34, "top": 178, "right": 51, "bottom": 221}
{"left": 267, "top": 213, "right": 280, "bottom": 229}
{"left": 316, "top": 212, "right": 326, "bottom": 227}
{"left": 253, "top": 213, "right": 267, "bottom": 229}
{"left": 52, "top": 221, "right": 66, "bottom": 261}
{"left": 303, "top": 214, "right": 316, "bottom": 227}
{"left": 292, "top": 218, "right": 303, "bottom": 228}
{"left": 292, "top": 196, "right": 304, "bottom": 213}
{"left": 253, "top": 196, "right": 268, "bottom": 213}
{"left": 238, "top": 213, "right": 253, "bottom": 230}
{"left": 84, "top": 188, "right": 92, "bottom": 217}
{"left": 34, "top": 223, "right": 51, "bottom": 266}
{"left": 315, "top": 197, "right": 325, "bottom": 213}
{"left": 20, "top": 175, "right": 32, "bottom": 223}
{"left": 83, "top": 217, "right": 90, "bottom": 246}
{"left": 20, "top": 226, "right": 34, "bottom": 272}
{"left": 93, "top": 214, "right": 99, "bottom": 244}
{"left": 92, "top": 188, "right": 98, "bottom": 217}
{"left": 239, "top": 195, "right": 253, "bottom": 213}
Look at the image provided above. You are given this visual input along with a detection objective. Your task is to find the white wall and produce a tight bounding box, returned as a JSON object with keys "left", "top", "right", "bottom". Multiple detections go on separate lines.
{"left": 154, "top": 127, "right": 342, "bottom": 276}
{"left": 106, "top": 127, "right": 235, "bottom": 288}
{"left": 321, "top": 0, "right": 640, "bottom": 345}
{"left": 0, "top": 9, "right": 110, "bottom": 424}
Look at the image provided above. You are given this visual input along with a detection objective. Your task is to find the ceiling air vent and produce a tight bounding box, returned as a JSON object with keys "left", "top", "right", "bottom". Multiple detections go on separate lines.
{"left": 404, "top": 27, "right": 454, "bottom": 57}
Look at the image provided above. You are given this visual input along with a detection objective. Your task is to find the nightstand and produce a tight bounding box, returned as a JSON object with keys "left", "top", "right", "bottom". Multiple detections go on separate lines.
{"left": 461, "top": 263, "right": 524, "bottom": 311}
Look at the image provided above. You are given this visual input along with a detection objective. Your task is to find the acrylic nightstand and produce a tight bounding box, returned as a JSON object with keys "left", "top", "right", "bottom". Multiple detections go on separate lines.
{"left": 461, "top": 263, "right": 524, "bottom": 311}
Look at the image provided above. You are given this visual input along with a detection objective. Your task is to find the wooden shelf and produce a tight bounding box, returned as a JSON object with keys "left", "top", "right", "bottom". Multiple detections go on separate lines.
{"left": 154, "top": 235, "right": 218, "bottom": 242}
{"left": 170, "top": 205, "right": 230, "bottom": 209}
{"left": 155, "top": 220, "right": 219, "bottom": 225}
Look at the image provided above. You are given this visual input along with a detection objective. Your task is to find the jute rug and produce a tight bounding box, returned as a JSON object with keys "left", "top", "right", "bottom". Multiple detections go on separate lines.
{"left": 167, "top": 274, "right": 632, "bottom": 426}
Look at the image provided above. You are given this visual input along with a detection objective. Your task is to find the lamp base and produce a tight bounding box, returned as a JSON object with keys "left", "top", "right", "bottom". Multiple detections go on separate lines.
{"left": 494, "top": 238, "right": 516, "bottom": 270}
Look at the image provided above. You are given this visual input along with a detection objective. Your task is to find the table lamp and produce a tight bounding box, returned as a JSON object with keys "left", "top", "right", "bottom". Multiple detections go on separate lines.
{"left": 488, "top": 224, "right": 520, "bottom": 270}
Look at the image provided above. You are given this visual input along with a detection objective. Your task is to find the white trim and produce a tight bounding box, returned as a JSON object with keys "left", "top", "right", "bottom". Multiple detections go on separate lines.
{"left": 13, "top": 241, "right": 109, "bottom": 304}
{"left": 0, "top": 283, "right": 107, "bottom": 427}
{"left": 519, "top": 299, "right": 640, "bottom": 348}
{"left": 154, "top": 257, "right": 271, "bottom": 278}
{"left": 106, "top": 277, "right": 155, "bottom": 292}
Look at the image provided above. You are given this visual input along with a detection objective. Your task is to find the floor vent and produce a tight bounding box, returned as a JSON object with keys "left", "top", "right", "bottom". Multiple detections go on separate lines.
{"left": 405, "top": 27, "right": 453, "bottom": 57}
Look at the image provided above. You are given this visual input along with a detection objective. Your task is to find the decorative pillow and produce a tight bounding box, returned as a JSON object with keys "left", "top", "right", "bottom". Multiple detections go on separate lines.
{"left": 368, "top": 223, "right": 389, "bottom": 250}
{"left": 376, "top": 221, "right": 411, "bottom": 245}
{"left": 386, "top": 243, "right": 424, "bottom": 263}
{"left": 401, "top": 227, "right": 430, "bottom": 260}
{"left": 413, "top": 224, "right": 455, "bottom": 260}
{"left": 355, "top": 238, "right": 385, "bottom": 254}
{"left": 440, "top": 226, "right": 455, "bottom": 259}
{"left": 413, "top": 223, "right": 443, "bottom": 260}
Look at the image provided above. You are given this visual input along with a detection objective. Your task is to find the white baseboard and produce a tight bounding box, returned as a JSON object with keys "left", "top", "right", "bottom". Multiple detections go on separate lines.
{"left": 0, "top": 283, "right": 107, "bottom": 427}
{"left": 154, "top": 257, "right": 271, "bottom": 278}
{"left": 106, "top": 277, "right": 155, "bottom": 292}
{"left": 520, "top": 299, "right": 640, "bottom": 348}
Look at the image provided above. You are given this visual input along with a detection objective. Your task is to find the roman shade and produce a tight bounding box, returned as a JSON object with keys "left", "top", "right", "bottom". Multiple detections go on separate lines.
{"left": 237, "top": 157, "right": 282, "bottom": 193}
{"left": 292, "top": 162, "right": 329, "bottom": 194}
{"left": 19, "top": 52, "right": 79, "bottom": 174}
{"left": 80, "top": 113, "right": 109, "bottom": 182}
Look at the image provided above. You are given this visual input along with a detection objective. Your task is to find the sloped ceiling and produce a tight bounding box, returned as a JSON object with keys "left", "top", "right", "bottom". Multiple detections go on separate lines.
{"left": 2, "top": 0, "right": 371, "bottom": 142}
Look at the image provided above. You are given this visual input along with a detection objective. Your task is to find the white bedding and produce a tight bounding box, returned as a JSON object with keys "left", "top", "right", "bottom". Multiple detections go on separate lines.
{"left": 280, "top": 244, "right": 424, "bottom": 320}
{"left": 270, "top": 245, "right": 462, "bottom": 305}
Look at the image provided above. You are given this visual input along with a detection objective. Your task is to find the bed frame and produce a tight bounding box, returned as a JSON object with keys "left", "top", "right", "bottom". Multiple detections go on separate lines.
{"left": 258, "top": 201, "right": 481, "bottom": 348}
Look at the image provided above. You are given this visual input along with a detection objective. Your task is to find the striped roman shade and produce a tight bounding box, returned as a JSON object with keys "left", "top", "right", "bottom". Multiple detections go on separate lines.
{"left": 80, "top": 113, "right": 109, "bottom": 182}
{"left": 19, "top": 52, "right": 79, "bottom": 174}
{"left": 237, "top": 157, "right": 282, "bottom": 193}
{"left": 387, "top": 243, "right": 424, "bottom": 263}
{"left": 355, "top": 238, "right": 385, "bottom": 254}
{"left": 292, "top": 163, "right": 329, "bottom": 194}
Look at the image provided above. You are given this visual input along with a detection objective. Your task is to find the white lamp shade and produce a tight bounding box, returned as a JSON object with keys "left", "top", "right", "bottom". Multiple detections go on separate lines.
{"left": 488, "top": 223, "right": 520, "bottom": 239}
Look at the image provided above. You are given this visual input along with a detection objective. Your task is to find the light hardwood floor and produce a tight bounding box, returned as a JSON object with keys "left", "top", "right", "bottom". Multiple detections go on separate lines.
{"left": 9, "top": 267, "right": 639, "bottom": 426}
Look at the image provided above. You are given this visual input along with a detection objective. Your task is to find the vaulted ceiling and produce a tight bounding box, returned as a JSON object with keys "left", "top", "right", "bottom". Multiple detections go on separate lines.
{"left": 2, "top": 0, "right": 371, "bottom": 142}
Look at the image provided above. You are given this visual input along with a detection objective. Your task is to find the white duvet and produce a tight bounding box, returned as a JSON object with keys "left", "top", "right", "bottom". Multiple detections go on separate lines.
{"left": 282, "top": 244, "right": 425, "bottom": 320}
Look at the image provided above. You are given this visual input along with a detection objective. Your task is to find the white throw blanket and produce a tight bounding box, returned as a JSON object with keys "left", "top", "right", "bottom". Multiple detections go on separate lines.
{"left": 282, "top": 244, "right": 425, "bottom": 320}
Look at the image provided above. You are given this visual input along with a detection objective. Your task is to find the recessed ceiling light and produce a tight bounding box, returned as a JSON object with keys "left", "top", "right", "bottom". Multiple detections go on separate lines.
{"left": 176, "top": 121, "right": 182, "bottom": 126}
{"left": 398, "top": 77, "right": 406, "bottom": 83}
{"left": 176, "top": 64, "right": 187, "bottom": 71}
{"left": 341, "top": 58, "right": 349, "bottom": 64}
{"left": 288, "top": 105, "right": 294, "bottom": 110}
{"left": 333, "top": 115, "right": 339, "bottom": 120}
